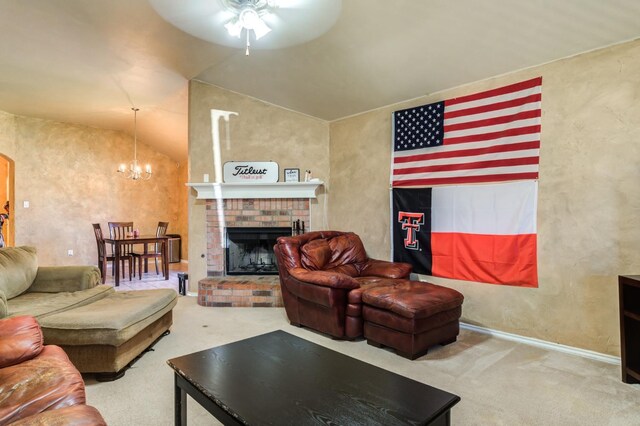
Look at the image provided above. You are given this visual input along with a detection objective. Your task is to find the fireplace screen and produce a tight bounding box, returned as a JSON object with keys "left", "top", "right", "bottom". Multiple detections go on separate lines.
{"left": 225, "top": 227, "right": 291, "bottom": 275}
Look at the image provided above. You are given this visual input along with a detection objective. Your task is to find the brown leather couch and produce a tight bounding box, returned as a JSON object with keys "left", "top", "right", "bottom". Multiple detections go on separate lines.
{"left": 0, "top": 315, "right": 106, "bottom": 425}
{"left": 274, "top": 231, "right": 412, "bottom": 339}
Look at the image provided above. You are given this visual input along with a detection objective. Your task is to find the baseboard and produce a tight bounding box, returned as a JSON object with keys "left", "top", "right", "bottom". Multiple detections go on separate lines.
{"left": 460, "top": 322, "right": 620, "bottom": 365}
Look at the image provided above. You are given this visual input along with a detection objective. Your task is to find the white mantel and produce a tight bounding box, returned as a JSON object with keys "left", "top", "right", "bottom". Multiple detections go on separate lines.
{"left": 186, "top": 181, "right": 324, "bottom": 199}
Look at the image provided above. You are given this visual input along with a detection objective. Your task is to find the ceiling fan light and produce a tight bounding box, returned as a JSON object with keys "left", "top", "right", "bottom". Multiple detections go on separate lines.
{"left": 224, "top": 20, "right": 243, "bottom": 38}
{"left": 239, "top": 8, "right": 260, "bottom": 29}
{"left": 252, "top": 19, "right": 272, "bottom": 40}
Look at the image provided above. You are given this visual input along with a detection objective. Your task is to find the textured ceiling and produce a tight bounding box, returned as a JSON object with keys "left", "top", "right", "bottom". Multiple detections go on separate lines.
{"left": 1, "top": 0, "right": 640, "bottom": 161}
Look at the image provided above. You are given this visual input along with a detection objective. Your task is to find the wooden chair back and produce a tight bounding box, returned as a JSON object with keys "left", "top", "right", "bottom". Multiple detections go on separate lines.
{"left": 92, "top": 223, "right": 107, "bottom": 258}
{"left": 108, "top": 222, "right": 133, "bottom": 239}
{"left": 108, "top": 221, "right": 134, "bottom": 255}
{"left": 131, "top": 221, "right": 170, "bottom": 278}
{"left": 152, "top": 222, "right": 169, "bottom": 253}
{"left": 157, "top": 221, "right": 169, "bottom": 237}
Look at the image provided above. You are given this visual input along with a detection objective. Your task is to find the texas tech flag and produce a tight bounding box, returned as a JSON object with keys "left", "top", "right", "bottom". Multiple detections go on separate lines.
{"left": 392, "top": 181, "right": 538, "bottom": 287}
{"left": 392, "top": 188, "right": 433, "bottom": 275}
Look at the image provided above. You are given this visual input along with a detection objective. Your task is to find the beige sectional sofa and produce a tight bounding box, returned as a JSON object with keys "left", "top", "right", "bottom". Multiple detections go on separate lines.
{"left": 0, "top": 246, "right": 177, "bottom": 379}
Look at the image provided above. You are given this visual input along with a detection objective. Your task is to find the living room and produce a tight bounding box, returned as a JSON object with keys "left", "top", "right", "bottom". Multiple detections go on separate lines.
{"left": 1, "top": 1, "right": 640, "bottom": 425}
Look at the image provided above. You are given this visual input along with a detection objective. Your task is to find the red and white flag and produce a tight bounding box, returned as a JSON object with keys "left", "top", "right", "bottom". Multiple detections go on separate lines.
{"left": 392, "top": 181, "right": 538, "bottom": 287}
{"left": 392, "top": 77, "right": 542, "bottom": 187}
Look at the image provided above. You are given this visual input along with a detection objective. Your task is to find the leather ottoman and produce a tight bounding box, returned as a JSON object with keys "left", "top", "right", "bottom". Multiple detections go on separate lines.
{"left": 362, "top": 280, "right": 464, "bottom": 360}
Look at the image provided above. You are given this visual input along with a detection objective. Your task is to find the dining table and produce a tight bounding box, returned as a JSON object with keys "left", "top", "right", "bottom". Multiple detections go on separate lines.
{"left": 104, "top": 234, "right": 169, "bottom": 287}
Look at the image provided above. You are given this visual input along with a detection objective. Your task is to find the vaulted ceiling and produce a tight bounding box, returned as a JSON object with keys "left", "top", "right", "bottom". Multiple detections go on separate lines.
{"left": 1, "top": 0, "right": 640, "bottom": 161}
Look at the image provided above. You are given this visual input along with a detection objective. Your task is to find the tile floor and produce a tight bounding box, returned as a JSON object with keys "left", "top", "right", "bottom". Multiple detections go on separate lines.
{"left": 103, "top": 261, "right": 188, "bottom": 293}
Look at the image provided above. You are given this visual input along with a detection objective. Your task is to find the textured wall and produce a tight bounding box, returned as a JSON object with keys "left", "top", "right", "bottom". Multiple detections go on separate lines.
{"left": 329, "top": 40, "right": 640, "bottom": 356}
{"left": 0, "top": 111, "right": 188, "bottom": 266}
{"left": 188, "top": 80, "right": 330, "bottom": 289}
{"left": 176, "top": 162, "right": 189, "bottom": 261}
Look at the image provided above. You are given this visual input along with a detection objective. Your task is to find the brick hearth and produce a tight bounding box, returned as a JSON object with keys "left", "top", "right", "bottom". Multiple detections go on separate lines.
{"left": 198, "top": 276, "right": 282, "bottom": 307}
{"left": 198, "top": 197, "right": 309, "bottom": 307}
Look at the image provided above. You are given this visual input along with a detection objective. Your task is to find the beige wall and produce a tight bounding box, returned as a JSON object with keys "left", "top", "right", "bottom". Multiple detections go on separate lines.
{"left": 0, "top": 111, "right": 188, "bottom": 267}
{"left": 329, "top": 40, "right": 640, "bottom": 356}
{"left": 188, "top": 80, "right": 330, "bottom": 289}
{"left": 176, "top": 162, "right": 189, "bottom": 261}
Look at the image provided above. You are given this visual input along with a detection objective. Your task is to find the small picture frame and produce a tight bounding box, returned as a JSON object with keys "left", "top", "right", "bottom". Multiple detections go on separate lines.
{"left": 284, "top": 168, "right": 300, "bottom": 182}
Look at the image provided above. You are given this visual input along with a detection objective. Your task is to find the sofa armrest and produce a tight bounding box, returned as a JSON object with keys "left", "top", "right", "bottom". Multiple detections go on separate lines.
{"left": 359, "top": 259, "right": 412, "bottom": 279}
{"left": 29, "top": 266, "right": 102, "bottom": 293}
{"left": 0, "top": 289, "right": 7, "bottom": 319}
{"left": 0, "top": 315, "right": 44, "bottom": 368}
{"left": 288, "top": 268, "right": 359, "bottom": 289}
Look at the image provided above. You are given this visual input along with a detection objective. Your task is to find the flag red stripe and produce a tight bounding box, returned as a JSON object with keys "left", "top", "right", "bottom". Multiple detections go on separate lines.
{"left": 444, "top": 109, "right": 541, "bottom": 132}
{"left": 446, "top": 77, "right": 542, "bottom": 106}
{"left": 444, "top": 93, "right": 542, "bottom": 119}
{"left": 393, "top": 156, "right": 539, "bottom": 175}
{"left": 393, "top": 140, "right": 540, "bottom": 164}
{"left": 444, "top": 125, "right": 541, "bottom": 145}
{"left": 392, "top": 172, "right": 539, "bottom": 187}
{"left": 431, "top": 232, "right": 538, "bottom": 287}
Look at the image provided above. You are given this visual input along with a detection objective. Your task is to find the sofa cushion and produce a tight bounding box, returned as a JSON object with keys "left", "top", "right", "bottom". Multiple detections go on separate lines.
{"left": 0, "top": 246, "right": 38, "bottom": 299}
{"left": 40, "top": 288, "right": 178, "bottom": 346}
{"left": 300, "top": 238, "right": 331, "bottom": 270}
{"left": 0, "top": 316, "right": 43, "bottom": 368}
{"left": 0, "top": 345, "right": 86, "bottom": 425}
{"left": 326, "top": 233, "right": 368, "bottom": 270}
{"left": 7, "top": 285, "right": 114, "bottom": 319}
{"left": 8, "top": 404, "right": 106, "bottom": 426}
{"left": 0, "top": 290, "right": 6, "bottom": 318}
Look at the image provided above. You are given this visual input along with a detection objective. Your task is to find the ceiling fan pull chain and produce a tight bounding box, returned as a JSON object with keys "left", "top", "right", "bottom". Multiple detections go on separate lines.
{"left": 245, "top": 31, "right": 250, "bottom": 55}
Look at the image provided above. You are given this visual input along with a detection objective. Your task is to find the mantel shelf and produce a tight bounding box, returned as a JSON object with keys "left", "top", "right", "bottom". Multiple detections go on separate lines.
{"left": 186, "top": 181, "right": 324, "bottom": 200}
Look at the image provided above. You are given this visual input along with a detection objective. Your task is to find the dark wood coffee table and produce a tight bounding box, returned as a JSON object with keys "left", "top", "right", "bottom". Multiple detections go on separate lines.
{"left": 167, "top": 330, "right": 460, "bottom": 425}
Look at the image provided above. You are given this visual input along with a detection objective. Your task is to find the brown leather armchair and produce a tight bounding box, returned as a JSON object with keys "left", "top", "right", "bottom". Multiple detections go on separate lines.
{"left": 0, "top": 316, "right": 106, "bottom": 425}
{"left": 274, "top": 231, "right": 411, "bottom": 339}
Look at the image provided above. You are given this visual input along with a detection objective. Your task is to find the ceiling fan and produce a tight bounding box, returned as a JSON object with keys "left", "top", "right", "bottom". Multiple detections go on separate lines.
{"left": 149, "top": 0, "right": 342, "bottom": 55}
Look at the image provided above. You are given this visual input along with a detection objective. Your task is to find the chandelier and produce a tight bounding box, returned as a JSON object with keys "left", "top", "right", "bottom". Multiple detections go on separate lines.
{"left": 223, "top": 0, "right": 276, "bottom": 55}
{"left": 117, "top": 108, "right": 152, "bottom": 181}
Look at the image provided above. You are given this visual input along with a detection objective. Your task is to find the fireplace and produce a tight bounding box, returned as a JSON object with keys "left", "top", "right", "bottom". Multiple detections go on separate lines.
{"left": 225, "top": 227, "right": 291, "bottom": 275}
{"left": 200, "top": 197, "right": 312, "bottom": 306}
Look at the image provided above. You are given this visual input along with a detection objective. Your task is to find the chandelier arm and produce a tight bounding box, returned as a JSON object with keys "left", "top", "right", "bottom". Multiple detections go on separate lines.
{"left": 117, "top": 107, "right": 152, "bottom": 181}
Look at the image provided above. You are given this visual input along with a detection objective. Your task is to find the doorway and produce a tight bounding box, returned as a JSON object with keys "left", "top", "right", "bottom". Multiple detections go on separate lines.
{"left": 0, "top": 154, "right": 14, "bottom": 247}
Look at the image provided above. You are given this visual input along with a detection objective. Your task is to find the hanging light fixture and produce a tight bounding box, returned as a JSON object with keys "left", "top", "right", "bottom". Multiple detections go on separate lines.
{"left": 117, "top": 108, "right": 152, "bottom": 181}
{"left": 149, "top": 0, "right": 342, "bottom": 55}
{"left": 223, "top": 0, "right": 275, "bottom": 55}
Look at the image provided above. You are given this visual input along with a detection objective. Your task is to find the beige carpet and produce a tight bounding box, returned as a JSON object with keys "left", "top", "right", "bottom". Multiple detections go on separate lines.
{"left": 84, "top": 295, "right": 640, "bottom": 425}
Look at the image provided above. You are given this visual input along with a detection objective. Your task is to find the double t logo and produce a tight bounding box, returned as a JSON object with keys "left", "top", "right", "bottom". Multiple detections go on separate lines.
{"left": 398, "top": 211, "right": 425, "bottom": 250}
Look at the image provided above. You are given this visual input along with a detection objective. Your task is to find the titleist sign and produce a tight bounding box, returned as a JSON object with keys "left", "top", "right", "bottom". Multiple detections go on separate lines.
{"left": 223, "top": 161, "right": 279, "bottom": 183}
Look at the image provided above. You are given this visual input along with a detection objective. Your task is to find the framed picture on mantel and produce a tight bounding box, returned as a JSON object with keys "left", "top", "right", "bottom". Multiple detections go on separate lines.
{"left": 284, "top": 168, "right": 299, "bottom": 182}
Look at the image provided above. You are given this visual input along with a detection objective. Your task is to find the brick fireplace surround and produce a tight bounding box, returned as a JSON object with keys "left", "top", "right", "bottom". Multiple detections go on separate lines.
{"left": 198, "top": 198, "right": 310, "bottom": 307}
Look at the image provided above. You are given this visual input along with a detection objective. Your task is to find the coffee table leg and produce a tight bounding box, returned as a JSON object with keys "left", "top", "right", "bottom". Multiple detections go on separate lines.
{"left": 175, "top": 374, "right": 186, "bottom": 426}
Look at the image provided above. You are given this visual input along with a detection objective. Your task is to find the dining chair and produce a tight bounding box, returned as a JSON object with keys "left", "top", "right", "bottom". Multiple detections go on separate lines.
{"left": 92, "top": 223, "right": 133, "bottom": 283}
{"left": 107, "top": 221, "right": 135, "bottom": 280}
{"left": 131, "top": 221, "right": 169, "bottom": 279}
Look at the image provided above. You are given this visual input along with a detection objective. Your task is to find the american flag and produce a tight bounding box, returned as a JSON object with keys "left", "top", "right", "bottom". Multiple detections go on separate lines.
{"left": 392, "top": 77, "right": 542, "bottom": 187}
